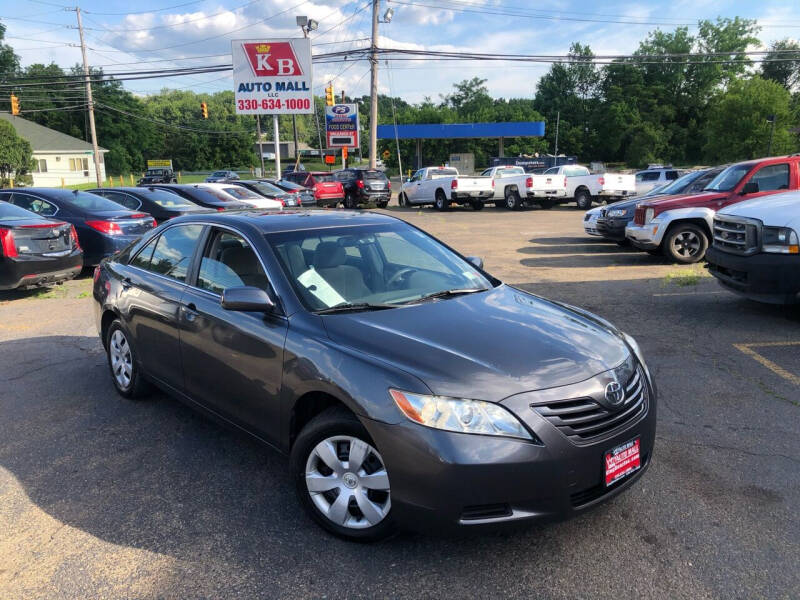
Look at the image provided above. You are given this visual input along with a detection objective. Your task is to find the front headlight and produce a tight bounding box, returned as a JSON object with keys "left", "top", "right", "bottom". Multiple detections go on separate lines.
{"left": 644, "top": 208, "right": 656, "bottom": 223}
{"left": 390, "top": 389, "right": 534, "bottom": 440}
{"left": 762, "top": 227, "right": 799, "bottom": 254}
{"left": 608, "top": 209, "right": 628, "bottom": 217}
{"left": 622, "top": 332, "right": 649, "bottom": 378}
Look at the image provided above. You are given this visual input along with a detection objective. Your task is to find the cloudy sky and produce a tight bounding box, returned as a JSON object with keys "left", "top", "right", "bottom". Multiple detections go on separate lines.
{"left": 3, "top": 0, "right": 800, "bottom": 102}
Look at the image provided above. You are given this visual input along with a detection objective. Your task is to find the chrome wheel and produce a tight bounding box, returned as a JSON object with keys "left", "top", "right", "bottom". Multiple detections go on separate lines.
{"left": 304, "top": 435, "right": 391, "bottom": 529}
{"left": 671, "top": 230, "right": 701, "bottom": 258}
{"left": 109, "top": 329, "right": 132, "bottom": 389}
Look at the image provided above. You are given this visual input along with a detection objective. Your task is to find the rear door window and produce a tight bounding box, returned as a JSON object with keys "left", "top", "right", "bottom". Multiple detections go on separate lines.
{"left": 11, "top": 193, "right": 58, "bottom": 216}
{"left": 197, "top": 229, "right": 269, "bottom": 294}
{"left": 749, "top": 163, "right": 790, "bottom": 192}
{"left": 103, "top": 191, "right": 141, "bottom": 210}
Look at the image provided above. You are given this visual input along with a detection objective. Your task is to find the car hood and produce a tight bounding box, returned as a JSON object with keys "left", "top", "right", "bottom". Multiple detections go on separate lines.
{"left": 638, "top": 191, "right": 726, "bottom": 210}
{"left": 718, "top": 192, "right": 800, "bottom": 225}
{"left": 604, "top": 197, "right": 641, "bottom": 211}
{"left": 321, "top": 285, "right": 629, "bottom": 401}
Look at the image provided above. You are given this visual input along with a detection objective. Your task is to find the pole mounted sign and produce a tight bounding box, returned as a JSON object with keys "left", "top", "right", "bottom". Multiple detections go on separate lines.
{"left": 232, "top": 38, "right": 313, "bottom": 114}
{"left": 325, "top": 104, "right": 360, "bottom": 148}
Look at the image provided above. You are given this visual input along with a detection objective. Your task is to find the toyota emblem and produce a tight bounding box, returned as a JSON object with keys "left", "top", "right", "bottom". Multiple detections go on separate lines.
{"left": 604, "top": 381, "right": 625, "bottom": 406}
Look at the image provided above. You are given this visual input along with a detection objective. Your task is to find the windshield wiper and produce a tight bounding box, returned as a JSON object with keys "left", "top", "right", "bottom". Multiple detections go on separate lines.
{"left": 314, "top": 302, "right": 398, "bottom": 314}
{"left": 401, "top": 288, "right": 488, "bottom": 305}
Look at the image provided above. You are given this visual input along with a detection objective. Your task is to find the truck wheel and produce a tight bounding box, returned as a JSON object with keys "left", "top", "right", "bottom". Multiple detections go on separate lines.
{"left": 471, "top": 201, "right": 484, "bottom": 211}
{"left": 663, "top": 223, "right": 708, "bottom": 264}
{"left": 398, "top": 193, "right": 407, "bottom": 208}
{"left": 434, "top": 190, "right": 449, "bottom": 211}
{"left": 539, "top": 199, "right": 555, "bottom": 210}
{"left": 505, "top": 189, "right": 521, "bottom": 210}
{"left": 575, "top": 190, "right": 592, "bottom": 210}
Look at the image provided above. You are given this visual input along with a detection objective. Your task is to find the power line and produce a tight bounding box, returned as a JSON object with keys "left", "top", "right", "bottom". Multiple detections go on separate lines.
{"left": 94, "top": 101, "right": 254, "bottom": 136}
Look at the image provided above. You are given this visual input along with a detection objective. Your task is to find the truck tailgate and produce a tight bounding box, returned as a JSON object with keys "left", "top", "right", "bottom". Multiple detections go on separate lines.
{"left": 454, "top": 176, "right": 492, "bottom": 191}
{"left": 529, "top": 174, "right": 567, "bottom": 195}
{"left": 599, "top": 173, "right": 636, "bottom": 195}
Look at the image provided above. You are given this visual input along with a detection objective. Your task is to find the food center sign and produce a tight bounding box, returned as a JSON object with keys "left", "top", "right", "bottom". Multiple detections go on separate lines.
{"left": 325, "top": 104, "right": 360, "bottom": 148}
{"left": 232, "top": 38, "right": 313, "bottom": 114}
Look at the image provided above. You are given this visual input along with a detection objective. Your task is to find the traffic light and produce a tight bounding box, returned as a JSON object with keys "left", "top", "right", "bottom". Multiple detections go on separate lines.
{"left": 325, "top": 84, "right": 334, "bottom": 106}
{"left": 10, "top": 94, "right": 20, "bottom": 116}
{"left": 200, "top": 102, "right": 208, "bottom": 119}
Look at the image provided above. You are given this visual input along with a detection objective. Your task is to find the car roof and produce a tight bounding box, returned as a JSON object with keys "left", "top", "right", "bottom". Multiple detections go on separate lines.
{"left": 0, "top": 187, "right": 98, "bottom": 200}
{"left": 169, "top": 209, "right": 400, "bottom": 234}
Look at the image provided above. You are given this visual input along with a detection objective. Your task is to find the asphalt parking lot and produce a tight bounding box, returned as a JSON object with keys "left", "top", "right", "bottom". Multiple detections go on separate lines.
{"left": 1, "top": 204, "right": 798, "bottom": 599}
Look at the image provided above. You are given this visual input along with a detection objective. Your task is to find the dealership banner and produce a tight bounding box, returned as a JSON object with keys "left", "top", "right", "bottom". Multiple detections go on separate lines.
{"left": 232, "top": 38, "right": 313, "bottom": 115}
{"left": 325, "top": 104, "right": 360, "bottom": 148}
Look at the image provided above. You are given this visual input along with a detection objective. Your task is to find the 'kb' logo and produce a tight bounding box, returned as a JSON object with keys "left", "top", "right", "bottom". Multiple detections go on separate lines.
{"left": 243, "top": 42, "right": 302, "bottom": 77}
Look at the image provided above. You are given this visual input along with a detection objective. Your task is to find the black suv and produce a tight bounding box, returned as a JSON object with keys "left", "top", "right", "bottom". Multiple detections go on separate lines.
{"left": 138, "top": 168, "right": 177, "bottom": 185}
{"left": 334, "top": 169, "right": 391, "bottom": 209}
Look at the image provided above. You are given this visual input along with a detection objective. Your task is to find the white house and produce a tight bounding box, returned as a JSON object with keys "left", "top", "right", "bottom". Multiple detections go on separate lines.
{"left": 0, "top": 112, "right": 107, "bottom": 186}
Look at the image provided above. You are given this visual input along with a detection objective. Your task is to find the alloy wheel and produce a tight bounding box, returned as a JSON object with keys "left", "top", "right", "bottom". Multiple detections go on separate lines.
{"left": 671, "top": 230, "right": 701, "bottom": 258}
{"left": 304, "top": 435, "right": 391, "bottom": 529}
{"left": 109, "top": 329, "right": 133, "bottom": 389}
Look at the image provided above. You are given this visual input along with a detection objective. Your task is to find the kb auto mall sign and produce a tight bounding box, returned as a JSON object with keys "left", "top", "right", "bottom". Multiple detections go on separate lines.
{"left": 231, "top": 38, "right": 313, "bottom": 114}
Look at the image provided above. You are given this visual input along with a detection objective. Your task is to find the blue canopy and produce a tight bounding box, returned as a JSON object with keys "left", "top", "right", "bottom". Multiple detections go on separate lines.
{"left": 376, "top": 121, "right": 545, "bottom": 139}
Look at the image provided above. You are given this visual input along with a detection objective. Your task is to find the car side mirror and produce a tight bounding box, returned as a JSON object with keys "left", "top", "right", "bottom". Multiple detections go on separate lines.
{"left": 221, "top": 286, "right": 275, "bottom": 312}
{"left": 741, "top": 181, "right": 759, "bottom": 195}
{"left": 466, "top": 256, "right": 484, "bottom": 270}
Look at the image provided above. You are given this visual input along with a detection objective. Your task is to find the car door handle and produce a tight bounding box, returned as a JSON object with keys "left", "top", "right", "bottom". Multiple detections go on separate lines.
{"left": 121, "top": 277, "right": 132, "bottom": 290}
{"left": 181, "top": 303, "right": 198, "bottom": 322}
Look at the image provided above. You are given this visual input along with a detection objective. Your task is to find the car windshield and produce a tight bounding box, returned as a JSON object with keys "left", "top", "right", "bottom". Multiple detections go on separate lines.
{"left": 0, "top": 200, "right": 39, "bottom": 221}
{"left": 141, "top": 189, "right": 196, "bottom": 208}
{"left": 704, "top": 164, "right": 751, "bottom": 192}
{"left": 212, "top": 171, "right": 227, "bottom": 177}
{"left": 651, "top": 170, "right": 703, "bottom": 195}
{"left": 268, "top": 223, "right": 492, "bottom": 312}
{"left": 68, "top": 191, "right": 133, "bottom": 211}
{"left": 313, "top": 174, "right": 335, "bottom": 183}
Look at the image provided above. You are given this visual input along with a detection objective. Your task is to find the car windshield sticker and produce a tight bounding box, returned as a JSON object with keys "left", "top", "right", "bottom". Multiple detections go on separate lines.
{"left": 297, "top": 267, "right": 346, "bottom": 307}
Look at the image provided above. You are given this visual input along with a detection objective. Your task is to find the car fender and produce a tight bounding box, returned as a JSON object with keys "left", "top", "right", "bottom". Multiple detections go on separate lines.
{"left": 655, "top": 207, "right": 715, "bottom": 236}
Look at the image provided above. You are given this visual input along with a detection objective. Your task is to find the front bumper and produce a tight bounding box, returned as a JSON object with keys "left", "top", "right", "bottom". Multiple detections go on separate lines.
{"left": 584, "top": 216, "right": 602, "bottom": 236}
{"left": 596, "top": 217, "right": 630, "bottom": 241}
{"left": 625, "top": 222, "right": 664, "bottom": 250}
{"left": 706, "top": 246, "right": 800, "bottom": 304}
{"left": 364, "top": 376, "right": 657, "bottom": 534}
{"left": 0, "top": 250, "right": 83, "bottom": 290}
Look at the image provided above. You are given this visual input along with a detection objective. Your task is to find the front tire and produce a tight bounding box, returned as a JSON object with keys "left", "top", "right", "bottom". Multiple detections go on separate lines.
{"left": 398, "top": 193, "right": 408, "bottom": 208}
{"left": 575, "top": 190, "right": 593, "bottom": 210}
{"left": 344, "top": 193, "right": 357, "bottom": 210}
{"left": 663, "top": 223, "right": 709, "bottom": 264}
{"left": 291, "top": 408, "right": 395, "bottom": 542}
{"left": 105, "top": 320, "right": 150, "bottom": 399}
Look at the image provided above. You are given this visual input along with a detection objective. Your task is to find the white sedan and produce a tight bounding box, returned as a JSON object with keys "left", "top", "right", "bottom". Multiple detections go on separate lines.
{"left": 583, "top": 205, "right": 604, "bottom": 237}
{"left": 198, "top": 183, "right": 283, "bottom": 209}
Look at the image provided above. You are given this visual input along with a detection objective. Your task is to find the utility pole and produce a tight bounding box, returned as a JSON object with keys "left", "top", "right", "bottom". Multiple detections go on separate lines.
{"left": 553, "top": 110, "right": 560, "bottom": 165}
{"left": 767, "top": 114, "right": 776, "bottom": 156}
{"left": 73, "top": 7, "right": 103, "bottom": 187}
{"left": 273, "top": 115, "right": 281, "bottom": 177}
{"left": 256, "top": 115, "right": 265, "bottom": 177}
{"left": 368, "top": 0, "right": 379, "bottom": 169}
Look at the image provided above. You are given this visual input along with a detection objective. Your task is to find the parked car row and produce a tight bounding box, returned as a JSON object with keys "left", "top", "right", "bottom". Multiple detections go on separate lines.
{"left": 583, "top": 155, "right": 800, "bottom": 303}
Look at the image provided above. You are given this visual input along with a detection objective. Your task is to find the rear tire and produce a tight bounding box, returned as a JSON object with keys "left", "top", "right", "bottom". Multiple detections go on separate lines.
{"left": 398, "top": 193, "right": 407, "bottom": 207}
{"left": 663, "top": 223, "right": 709, "bottom": 264}
{"left": 505, "top": 189, "right": 521, "bottom": 210}
{"left": 434, "top": 190, "right": 449, "bottom": 211}
{"left": 377, "top": 202, "right": 388, "bottom": 209}
{"left": 471, "top": 201, "right": 484, "bottom": 211}
{"left": 105, "top": 320, "right": 150, "bottom": 399}
{"left": 576, "top": 190, "right": 592, "bottom": 210}
{"left": 539, "top": 199, "right": 555, "bottom": 210}
{"left": 344, "top": 193, "right": 357, "bottom": 210}
{"left": 290, "top": 407, "right": 396, "bottom": 542}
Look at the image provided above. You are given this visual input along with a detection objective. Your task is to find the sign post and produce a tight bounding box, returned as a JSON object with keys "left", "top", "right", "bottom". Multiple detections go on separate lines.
{"left": 232, "top": 38, "right": 313, "bottom": 177}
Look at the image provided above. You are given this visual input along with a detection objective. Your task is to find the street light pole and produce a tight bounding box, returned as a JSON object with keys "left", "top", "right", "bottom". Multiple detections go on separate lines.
{"left": 74, "top": 7, "right": 103, "bottom": 187}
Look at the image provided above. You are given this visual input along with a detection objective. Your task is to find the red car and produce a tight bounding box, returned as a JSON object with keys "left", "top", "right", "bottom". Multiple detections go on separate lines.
{"left": 625, "top": 155, "right": 800, "bottom": 263}
{"left": 284, "top": 171, "right": 345, "bottom": 208}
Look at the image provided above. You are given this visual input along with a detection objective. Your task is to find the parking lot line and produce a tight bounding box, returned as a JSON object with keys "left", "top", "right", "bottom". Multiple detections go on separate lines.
{"left": 733, "top": 342, "right": 800, "bottom": 386}
{"left": 652, "top": 291, "right": 725, "bottom": 297}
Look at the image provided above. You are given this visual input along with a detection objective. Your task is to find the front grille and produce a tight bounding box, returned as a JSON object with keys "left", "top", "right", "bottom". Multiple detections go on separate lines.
{"left": 633, "top": 206, "right": 645, "bottom": 225}
{"left": 713, "top": 216, "right": 759, "bottom": 255}
{"left": 569, "top": 452, "right": 650, "bottom": 507}
{"left": 532, "top": 367, "right": 648, "bottom": 443}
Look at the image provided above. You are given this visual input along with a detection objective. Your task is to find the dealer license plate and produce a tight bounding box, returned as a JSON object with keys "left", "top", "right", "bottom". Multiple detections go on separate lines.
{"left": 604, "top": 438, "right": 641, "bottom": 486}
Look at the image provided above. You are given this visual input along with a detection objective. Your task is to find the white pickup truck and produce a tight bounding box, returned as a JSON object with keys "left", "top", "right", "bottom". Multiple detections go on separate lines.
{"left": 398, "top": 167, "right": 494, "bottom": 211}
{"left": 542, "top": 165, "right": 637, "bottom": 209}
{"left": 479, "top": 166, "right": 567, "bottom": 210}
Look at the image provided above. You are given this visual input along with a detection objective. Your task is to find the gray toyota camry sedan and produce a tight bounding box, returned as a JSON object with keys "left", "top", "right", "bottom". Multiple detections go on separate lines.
{"left": 93, "top": 210, "right": 656, "bottom": 541}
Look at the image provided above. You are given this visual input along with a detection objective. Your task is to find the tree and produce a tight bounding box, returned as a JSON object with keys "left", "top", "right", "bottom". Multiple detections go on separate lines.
{"left": 761, "top": 39, "right": 800, "bottom": 91}
{"left": 0, "top": 120, "right": 33, "bottom": 186}
{"left": 703, "top": 76, "right": 796, "bottom": 162}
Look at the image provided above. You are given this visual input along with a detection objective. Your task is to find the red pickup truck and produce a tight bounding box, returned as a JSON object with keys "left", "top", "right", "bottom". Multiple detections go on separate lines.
{"left": 625, "top": 156, "right": 800, "bottom": 263}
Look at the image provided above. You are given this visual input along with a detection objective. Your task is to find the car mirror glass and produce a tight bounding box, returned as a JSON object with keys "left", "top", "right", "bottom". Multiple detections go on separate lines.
{"left": 466, "top": 256, "right": 484, "bottom": 270}
{"left": 220, "top": 286, "right": 275, "bottom": 312}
